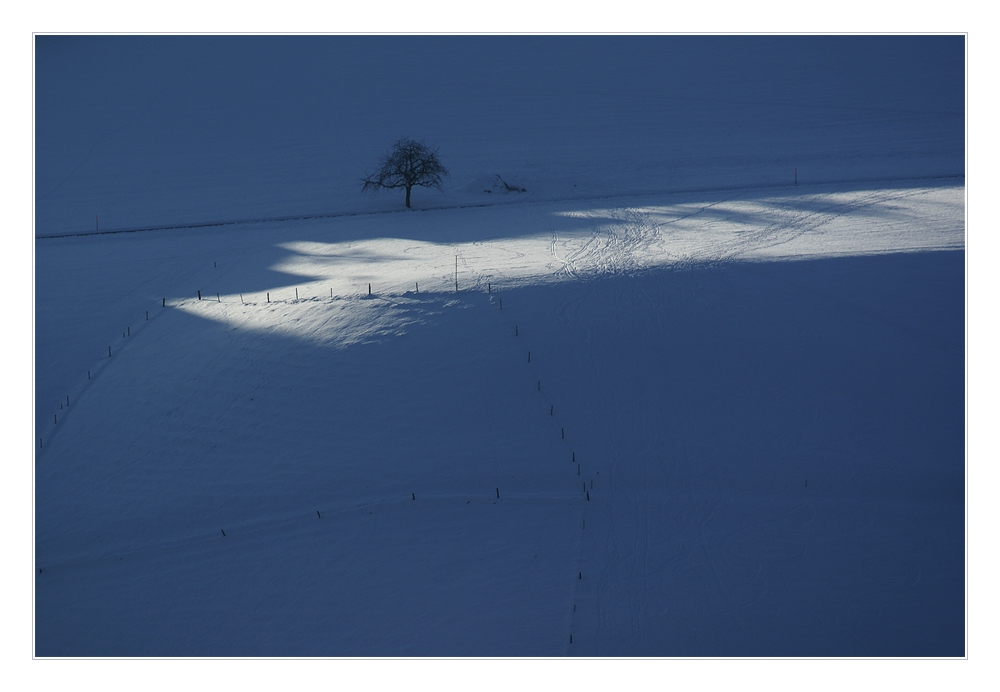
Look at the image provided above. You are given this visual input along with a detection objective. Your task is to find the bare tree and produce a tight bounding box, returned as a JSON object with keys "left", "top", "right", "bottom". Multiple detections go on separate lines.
{"left": 360, "top": 138, "right": 449, "bottom": 208}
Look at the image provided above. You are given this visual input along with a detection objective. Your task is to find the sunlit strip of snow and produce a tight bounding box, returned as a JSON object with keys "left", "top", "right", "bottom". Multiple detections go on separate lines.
{"left": 551, "top": 186, "right": 964, "bottom": 268}
{"left": 174, "top": 186, "right": 963, "bottom": 347}
{"left": 179, "top": 293, "right": 470, "bottom": 351}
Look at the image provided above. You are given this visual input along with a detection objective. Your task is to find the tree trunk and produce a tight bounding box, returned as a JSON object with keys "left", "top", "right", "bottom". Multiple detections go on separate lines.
{"left": 405, "top": 185, "right": 412, "bottom": 208}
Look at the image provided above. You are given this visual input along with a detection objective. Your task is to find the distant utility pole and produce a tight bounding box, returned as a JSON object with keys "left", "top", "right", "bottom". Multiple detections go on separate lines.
{"left": 455, "top": 255, "right": 458, "bottom": 292}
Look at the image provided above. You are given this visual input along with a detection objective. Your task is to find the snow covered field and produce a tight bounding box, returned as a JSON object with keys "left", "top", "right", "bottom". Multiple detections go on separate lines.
{"left": 34, "top": 36, "right": 965, "bottom": 657}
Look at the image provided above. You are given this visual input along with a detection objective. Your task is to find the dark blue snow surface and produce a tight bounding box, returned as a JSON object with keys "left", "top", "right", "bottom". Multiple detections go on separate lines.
{"left": 542, "top": 251, "right": 965, "bottom": 657}
{"left": 34, "top": 247, "right": 965, "bottom": 657}
{"left": 34, "top": 35, "right": 965, "bottom": 657}
{"left": 35, "top": 35, "right": 964, "bottom": 235}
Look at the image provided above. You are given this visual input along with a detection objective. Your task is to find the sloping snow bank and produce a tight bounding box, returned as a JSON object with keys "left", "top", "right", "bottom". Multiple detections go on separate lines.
{"left": 35, "top": 183, "right": 964, "bottom": 655}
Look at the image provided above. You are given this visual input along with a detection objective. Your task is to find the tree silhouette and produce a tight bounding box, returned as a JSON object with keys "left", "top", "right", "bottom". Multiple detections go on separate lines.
{"left": 361, "top": 138, "right": 449, "bottom": 208}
